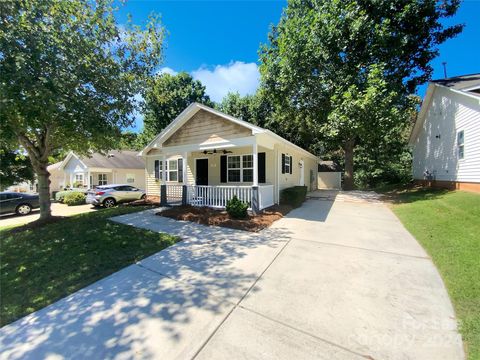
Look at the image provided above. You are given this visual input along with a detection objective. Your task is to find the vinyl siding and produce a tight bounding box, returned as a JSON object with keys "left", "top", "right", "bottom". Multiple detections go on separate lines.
{"left": 412, "top": 86, "right": 480, "bottom": 183}
{"left": 163, "top": 109, "right": 251, "bottom": 147}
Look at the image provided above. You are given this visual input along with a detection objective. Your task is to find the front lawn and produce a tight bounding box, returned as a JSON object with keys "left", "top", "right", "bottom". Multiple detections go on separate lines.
{"left": 0, "top": 206, "right": 178, "bottom": 327}
{"left": 390, "top": 189, "right": 480, "bottom": 359}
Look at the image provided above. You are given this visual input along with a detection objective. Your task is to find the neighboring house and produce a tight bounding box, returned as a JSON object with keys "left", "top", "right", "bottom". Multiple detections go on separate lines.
{"left": 139, "top": 103, "right": 319, "bottom": 211}
{"left": 317, "top": 161, "right": 342, "bottom": 189}
{"left": 409, "top": 73, "right": 480, "bottom": 192}
{"left": 49, "top": 150, "right": 146, "bottom": 192}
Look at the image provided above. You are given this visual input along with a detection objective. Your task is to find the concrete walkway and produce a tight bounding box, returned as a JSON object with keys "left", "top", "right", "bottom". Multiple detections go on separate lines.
{"left": 0, "top": 193, "right": 464, "bottom": 360}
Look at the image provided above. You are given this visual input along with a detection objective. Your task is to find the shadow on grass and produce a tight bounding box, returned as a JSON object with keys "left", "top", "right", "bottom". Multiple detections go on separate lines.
{"left": 382, "top": 186, "right": 451, "bottom": 204}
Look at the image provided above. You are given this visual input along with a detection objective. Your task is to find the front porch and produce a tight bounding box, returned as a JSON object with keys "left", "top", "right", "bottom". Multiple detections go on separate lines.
{"left": 162, "top": 184, "right": 275, "bottom": 211}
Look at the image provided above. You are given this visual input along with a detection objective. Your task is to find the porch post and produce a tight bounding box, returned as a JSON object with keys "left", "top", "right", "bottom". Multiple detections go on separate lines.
{"left": 160, "top": 155, "right": 167, "bottom": 206}
{"left": 251, "top": 141, "right": 259, "bottom": 214}
{"left": 87, "top": 171, "right": 91, "bottom": 189}
{"left": 182, "top": 152, "right": 188, "bottom": 205}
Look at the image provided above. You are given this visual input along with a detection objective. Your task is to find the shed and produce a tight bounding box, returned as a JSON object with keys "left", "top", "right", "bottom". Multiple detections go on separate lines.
{"left": 317, "top": 161, "right": 342, "bottom": 189}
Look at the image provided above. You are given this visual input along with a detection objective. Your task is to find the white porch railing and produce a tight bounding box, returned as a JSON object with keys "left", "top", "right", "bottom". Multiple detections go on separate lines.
{"left": 166, "top": 184, "right": 183, "bottom": 202}
{"left": 186, "top": 185, "right": 253, "bottom": 209}
{"left": 258, "top": 184, "right": 275, "bottom": 209}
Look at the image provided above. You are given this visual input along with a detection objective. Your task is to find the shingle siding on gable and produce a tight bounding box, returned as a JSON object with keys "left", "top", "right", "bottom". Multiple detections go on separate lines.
{"left": 412, "top": 86, "right": 480, "bottom": 183}
{"left": 163, "top": 109, "right": 251, "bottom": 147}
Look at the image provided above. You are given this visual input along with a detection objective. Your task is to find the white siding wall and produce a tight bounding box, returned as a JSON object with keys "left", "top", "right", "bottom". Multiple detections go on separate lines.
{"left": 413, "top": 87, "right": 480, "bottom": 183}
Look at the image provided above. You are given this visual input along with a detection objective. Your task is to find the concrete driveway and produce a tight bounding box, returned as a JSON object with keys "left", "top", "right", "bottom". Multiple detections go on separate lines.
{"left": 0, "top": 202, "right": 96, "bottom": 228}
{"left": 0, "top": 192, "right": 464, "bottom": 359}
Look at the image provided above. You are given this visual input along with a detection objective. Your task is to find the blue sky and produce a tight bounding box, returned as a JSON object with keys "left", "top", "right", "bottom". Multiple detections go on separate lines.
{"left": 117, "top": 0, "right": 480, "bottom": 131}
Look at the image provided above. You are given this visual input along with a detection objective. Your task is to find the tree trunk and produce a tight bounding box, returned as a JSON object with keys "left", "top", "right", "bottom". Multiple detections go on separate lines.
{"left": 35, "top": 162, "right": 52, "bottom": 220}
{"left": 343, "top": 138, "right": 355, "bottom": 190}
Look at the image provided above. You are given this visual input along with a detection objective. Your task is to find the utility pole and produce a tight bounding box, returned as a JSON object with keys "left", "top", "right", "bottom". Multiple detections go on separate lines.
{"left": 442, "top": 62, "right": 448, "bottom": 79}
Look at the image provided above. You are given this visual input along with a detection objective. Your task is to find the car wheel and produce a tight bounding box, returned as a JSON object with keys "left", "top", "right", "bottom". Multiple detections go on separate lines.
{"left": 103, "top": 198, "right": 116, "bottom": 208}
{"left": 16, "top": 203, "right": 32, "bottom": 216}
{"left": 140, "top": 194, "right": 146, "bottom": 200}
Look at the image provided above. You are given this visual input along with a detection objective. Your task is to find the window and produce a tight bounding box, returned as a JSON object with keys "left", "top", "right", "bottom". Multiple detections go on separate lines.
{"left": 75, "top": 174, "right": 84, "bottom": 186}
{"left": 457, "top": 130, "right": 465, "bottom": 159}
{"left": 168, "top": 160, "right": 178, "bottom": 181}
{"left": 154, "top": 160, "right": 163, "bottom": 180}
{"left": 284, "top": 155, "right": 291, "bottom": 174}
{"left": 126, "top": 173, "right": 135, "bottom": 183}
{"left": 98, "top": 173, "right": 107, "bottom": 185}
{"left": 228, "top": 154, "right": 253, "bottom": 182}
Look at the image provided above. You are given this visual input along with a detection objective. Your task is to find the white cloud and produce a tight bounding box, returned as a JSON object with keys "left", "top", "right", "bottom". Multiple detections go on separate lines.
{"left": 158, "top": 67, "right": 178, "bottom": 76}
{"left": 191, "top": 61, "right": 260, "bottom": 102}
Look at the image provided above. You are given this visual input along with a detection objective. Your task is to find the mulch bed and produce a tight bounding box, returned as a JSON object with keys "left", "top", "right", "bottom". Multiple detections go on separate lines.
{"left": 158, "top": 204, "right": 292, "bottom": 232}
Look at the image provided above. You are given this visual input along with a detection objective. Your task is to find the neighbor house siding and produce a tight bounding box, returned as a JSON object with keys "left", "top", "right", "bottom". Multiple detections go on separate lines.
{"left": 163, "top": 109, "right": 251, "bottom": 147}
{"left": 412, "top": 86, "right": 480, "bottom": 183}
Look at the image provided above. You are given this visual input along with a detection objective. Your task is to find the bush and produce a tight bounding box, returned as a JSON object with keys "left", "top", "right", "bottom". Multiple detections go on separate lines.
{"left": 55, "top": 189, "right": 86, "bottom": 203}
{"left": 63, "top": 192, "right": 86, "bottom": 206}
{"left": 226, "top": 195, "right": 249, "bottom": 219}
{"left": 280, "top": 186, "right": 307, "bottom": 208}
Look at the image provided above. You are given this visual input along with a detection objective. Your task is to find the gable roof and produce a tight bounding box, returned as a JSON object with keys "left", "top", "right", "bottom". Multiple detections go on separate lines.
{"left": 431, "top": 73, "right": 480, "bottom": 94}
{"left": 61, "top": 150, "right": 144, "bottom": 170}
{"left": 409, "top": 74, "right": 480, "bottom": 145}
{"left": 139, "top": 102, "right": 318, "bottom": 160}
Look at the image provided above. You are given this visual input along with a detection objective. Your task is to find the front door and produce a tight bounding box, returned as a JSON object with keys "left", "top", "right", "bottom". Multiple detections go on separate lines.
{"left": 196, "top": 159, "right": 208, "bottom": 185}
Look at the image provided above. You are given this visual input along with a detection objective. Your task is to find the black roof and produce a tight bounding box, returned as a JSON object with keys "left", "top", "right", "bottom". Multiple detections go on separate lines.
{"left": 431, "top": 73, "right": 480, "bottom": 92}
{"left": 318, "top": 161, "right": 342, "bottom": 172}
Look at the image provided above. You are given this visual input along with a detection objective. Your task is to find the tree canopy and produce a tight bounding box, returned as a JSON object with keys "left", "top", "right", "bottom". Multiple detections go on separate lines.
{"left": 260, "top": 0, "right": 463, "bottom": 189}
{"left": 139, "top": 72, "right": 213, "bottom": 146}
{"left": 217, "top": 91, "right": 271, "bottom": 128}
{"left": 0, "top": 148, "right": 35, "bottom": 191}
{"left": 0, "top": 0, "right": 165, "bottom": 219}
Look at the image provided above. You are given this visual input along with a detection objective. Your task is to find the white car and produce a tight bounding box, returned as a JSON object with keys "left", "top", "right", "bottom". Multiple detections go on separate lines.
{"left": 86, "top": 184, "right": 146, "bottom": 208}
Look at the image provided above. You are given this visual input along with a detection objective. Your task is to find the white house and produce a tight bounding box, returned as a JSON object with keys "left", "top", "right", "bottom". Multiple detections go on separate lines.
{"left": 49, "top": 150, "right": 146, "bottom": 192}
{"left": 139, "top": 103, "right": 319, "bottom": 212}
{"left": 409, "top": 73, "right": 480, "bottom": 192}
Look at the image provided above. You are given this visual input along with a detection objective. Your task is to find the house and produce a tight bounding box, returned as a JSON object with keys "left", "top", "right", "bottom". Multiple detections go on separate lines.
{"left": 139, "top": 103, "right": 319, "bottom": 212}
{"left": 317, "top": 161, "right": 342, "bottom": 189}
{"left": 49, "top": 150, "right": 146, "bottom": 192}
{"left": 409, "top": 73, "right": 480, "bottom": 192}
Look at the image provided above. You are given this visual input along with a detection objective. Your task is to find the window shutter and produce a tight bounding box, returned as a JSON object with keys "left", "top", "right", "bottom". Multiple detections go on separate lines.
{"left": 220, "top": 155, "right": 227, "bottom": 183}
{"left": 178, "top": 159, "right": 183, "bottom": 183}
{"left": 154, "top": 160, "right": 159, "bottom": 180}
{"left": 289, "top": 156, "right": 293, "bottom": 174}
{"left": 258, "top": 152, "right": 266, "bottom": 183}
{"left": 281, "top": 153, "right": 285, "bottom": 174}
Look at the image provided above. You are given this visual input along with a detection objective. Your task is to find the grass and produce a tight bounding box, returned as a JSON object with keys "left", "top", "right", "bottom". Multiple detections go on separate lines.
{"left": 388, "top": 188, "right": 480, "bottom": 359}
{"left": 0, "top": 206, "right": 178, "bottom": 327}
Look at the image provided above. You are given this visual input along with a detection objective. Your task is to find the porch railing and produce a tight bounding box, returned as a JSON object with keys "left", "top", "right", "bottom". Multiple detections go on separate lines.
{"left": 186, "top": 185, "right": 252, "bottom": 209}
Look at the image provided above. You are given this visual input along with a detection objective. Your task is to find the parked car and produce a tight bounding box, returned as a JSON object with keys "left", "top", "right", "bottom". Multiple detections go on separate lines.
{"left": 86, "top": 184, "right": 146, "bottom": 208}
{"left": 0, "top": 192, "right": 40, "bottom": 216}
{"left": 55, "top": 188, "right": 88, "bottom": 203}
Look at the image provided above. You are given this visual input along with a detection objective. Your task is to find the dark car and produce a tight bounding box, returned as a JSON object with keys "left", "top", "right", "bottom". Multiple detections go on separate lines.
{"left": 0, "top": 192, "right": 40, "bottom": 216}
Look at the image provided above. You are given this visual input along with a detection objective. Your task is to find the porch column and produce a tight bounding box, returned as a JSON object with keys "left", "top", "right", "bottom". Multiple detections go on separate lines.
{"left": 182, "top": 152, "right": 188, "bottom": 205}
{"left": 160, "top": 155, "right": 167, "bottom": 206}
{"left": 252, "top": 142, "right": 258, "bottom": 186}
{"left": 87, "top": 171, "right": 91, "bottom": 189}
{"left": 251, "top": 142, "right": 259, "bottom": 214}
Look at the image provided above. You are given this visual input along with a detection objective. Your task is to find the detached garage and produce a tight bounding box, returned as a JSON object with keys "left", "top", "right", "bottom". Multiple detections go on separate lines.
{"left": 317, "top": 161, "right": 342, "bottom": 189}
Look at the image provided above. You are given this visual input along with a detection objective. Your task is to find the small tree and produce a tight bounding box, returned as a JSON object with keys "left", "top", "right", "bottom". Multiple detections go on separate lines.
{"left": 0, "top": 0, "right": 165, "bottom": 219}
{"left": 139, "top": 72, "right": 213, "bottom": 146}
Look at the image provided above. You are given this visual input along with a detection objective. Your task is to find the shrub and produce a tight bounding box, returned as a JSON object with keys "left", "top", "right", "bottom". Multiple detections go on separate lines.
{"left": 63, "top": 192, "right": 86, "bottom": 206}
{"left": 226, "top": 195, "right": 249, "bottom": 219}
{"left": 280, "top": 186, "right": 307, "bottom": 208}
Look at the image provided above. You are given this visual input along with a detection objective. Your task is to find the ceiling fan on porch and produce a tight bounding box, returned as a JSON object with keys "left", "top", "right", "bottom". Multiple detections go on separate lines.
{"left": 202, "top": 149, "right": 232, "bottom": 155}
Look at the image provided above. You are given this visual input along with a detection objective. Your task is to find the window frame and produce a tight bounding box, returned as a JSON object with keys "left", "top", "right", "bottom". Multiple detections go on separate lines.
{"left": 457, "top": 130, "right": 465, "bottom": 160}
{"left": 98, "top": 173, "right": 108, "bottom": 186}
{"left": 74, "top": 174, "right": 84, "bottom": 185}
{"left": 126, "top": 173, "right": 135, "bottom": 184}
{"left": 227, "top": 154, "right": 254, "bottom": 183}
{"left": 284, "top": 155, "right": 291, "bottom": 174}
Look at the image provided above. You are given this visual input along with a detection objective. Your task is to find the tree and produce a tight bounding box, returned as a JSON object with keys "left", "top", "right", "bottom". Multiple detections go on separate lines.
{"left": 140, "top": 72, "right": 213, "bottom": 146}
{"left": 0, "top": 0, "right": 165, "bottom": 220}
{"left": 0, "top": 148, "right": 35, "bottom": 191}
{"left": 260, "top": 0, "right": 463, "bottom": 189}
{"left": 217, "top": 91, "right": 272, "bottom": 128}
